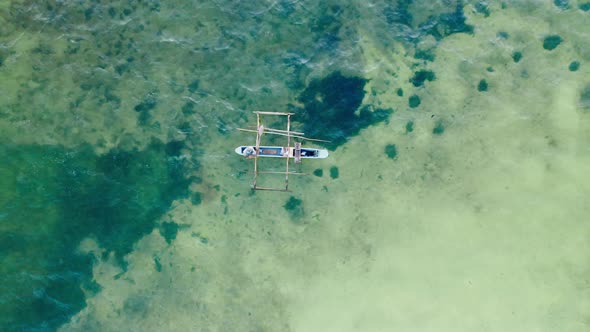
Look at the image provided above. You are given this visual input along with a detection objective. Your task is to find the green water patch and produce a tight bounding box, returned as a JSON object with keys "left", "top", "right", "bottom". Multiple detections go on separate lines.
{"left": 512, "top": 51, "right": 523, "bottom": 63}
{"left": 295, "top": 72, "right": 392, "bottom": 150}
{"left": 0, "top": 140, "right": 192, "bottom": 330}
{"left": 409, "top": 94, "right": 421, "bottom": 108}
{"left": 569, "top": 61, "right": 580, "bottom": 71}
{"left": 313, "top": 169, "right": 324, "bottom": 177}
{"left": 410, "top": 70, "right": 436, "bottom": 87}
{"left": 330, "top": 166, "right": 340, "bottom": 179}
{"left": 543, "top": 35, "right": 563, "bottom": 51}
{"left": 385, "top": 144, "right": 398, "bottom": 159}
{"left": 580, "top": 2, "right": 590, "bottom": 11}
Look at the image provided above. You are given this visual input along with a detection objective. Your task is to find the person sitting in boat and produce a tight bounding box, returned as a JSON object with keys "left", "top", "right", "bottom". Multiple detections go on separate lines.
{"left": 243, "top": 146, "right": 256, "bottom": 158}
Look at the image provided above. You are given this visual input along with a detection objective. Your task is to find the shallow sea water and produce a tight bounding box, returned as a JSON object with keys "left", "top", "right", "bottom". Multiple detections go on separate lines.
{"left": 1, "top": 0, "right": 589, "bottom": 331}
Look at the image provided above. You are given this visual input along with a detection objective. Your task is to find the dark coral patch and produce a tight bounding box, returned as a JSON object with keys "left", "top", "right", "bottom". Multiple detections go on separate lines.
{"left": 580, "top": 2, "right": 590, "bottom": 11}
{"left": 397, "top": 88, "right": 404, "bottom": 97}
{"left": 554, "top": 0, "right": 570, "bottom": 9}
{"left": 385, "top": 144, "right": 398, "bottom": 159}
{"left": 543, "top": 35, "right": 562, "bottom": 50}
{"left": 478, "top": 79, "right": 488, "bottom": 92}
{"left": 284, "top": 196, "right": 304, "bottom": 219}
{"left": 581, "top": 85, "right": 590, "bottom": 110}
{"left": 409, "top": 94, "right": 421, "bottom": 108}
{"left": 296, "top": 72, "right": 392, "bottom": 150}
{"left": 423, "top": 4, "right": 474, "bottom": 40}
{"left": 329, "top": 166, "right": 339, "bottom": 179}
{"left": 313, "top": 169, "right": 323, "bottom": 177}
{"left": 410, "top": 70, "right": 436, "bottom": 87}
{"left": 153, "top": 256, "right": 162, "bottom": 272}
{"left": 159, "top": 221, "right": 179, "bottom": 245}
{"left": 188, "top": 79, "right": 200, "bottom": 93}
{"left": 433, "top": 120, "right": 445, "bottom": 135}
{"left": 191, "top": 192, "right": 202, "bottom": 205}
{"left": 383, "top": 0, "right": 413, "bottom": 26}
{"left": 568, "top": 61, "right": 580, "bottom": 72}
{"left": 512, "top": 51, "right": 522, "bottom": 63}
{"left": 405, "top": 120, "right": 414, "bottom": 133}
{"left": 497, "top": 31, "right": 509, "bottom": 39}
{"left": 0, "top": 140, "right": 192, "bottom": 330}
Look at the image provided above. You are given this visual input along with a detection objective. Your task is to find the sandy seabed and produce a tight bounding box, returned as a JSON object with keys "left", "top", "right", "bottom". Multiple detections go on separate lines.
{"left": 0, "top": 1, "right": 588, "bottom": 331}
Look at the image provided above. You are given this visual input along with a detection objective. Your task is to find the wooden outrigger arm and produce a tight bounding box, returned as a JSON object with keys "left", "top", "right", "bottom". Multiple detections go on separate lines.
{"left": 236, "top": 111, "right": 328, "bottom": 192}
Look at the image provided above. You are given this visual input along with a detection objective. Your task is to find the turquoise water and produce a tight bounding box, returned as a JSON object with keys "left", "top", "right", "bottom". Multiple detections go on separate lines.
{"left": 1, "top": 1, "right": 589, "bottom": 331}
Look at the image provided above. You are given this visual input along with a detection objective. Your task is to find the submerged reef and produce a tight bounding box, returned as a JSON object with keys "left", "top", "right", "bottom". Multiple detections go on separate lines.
{"left": 296, "top": 72, "right": 392, "bottom": 150}
{"left": 0, "top": 140, "right": 192, "bottom": 330}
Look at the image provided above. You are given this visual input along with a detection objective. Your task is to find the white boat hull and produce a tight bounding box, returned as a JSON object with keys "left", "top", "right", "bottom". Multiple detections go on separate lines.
{"left": 235, "top": 146, "right": 328, "bottom": 159}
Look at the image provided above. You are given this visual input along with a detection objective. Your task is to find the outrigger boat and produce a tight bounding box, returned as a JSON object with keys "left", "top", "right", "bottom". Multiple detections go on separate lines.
{"left": 236, "top": 111, "right": 329, "bottom": 191}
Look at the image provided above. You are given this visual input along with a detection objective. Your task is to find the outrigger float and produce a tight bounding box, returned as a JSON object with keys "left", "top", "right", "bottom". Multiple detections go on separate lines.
{"left": 235, "top": 111, "right": 329, "bottom": 191}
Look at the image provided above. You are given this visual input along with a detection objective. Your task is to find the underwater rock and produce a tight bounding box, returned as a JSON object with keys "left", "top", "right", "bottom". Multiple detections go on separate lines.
{"left": 580, "top": 2, "right": 590, "bottom": 11}
{"left": 296, "top": 71, "right": 392, "bottom": 150}
{"left": 569, "top": 61, "right": 580, "bottom": 71}
{"left": 313, "top": 169, "right": 323, "bottom": 177}
{"left": 385, "top": 144, "right": 398, "bottom": 159}
{"left": 397, "top": 88, "right": 404, "bottom": 96}
{"left": 409, "top": 94, "right": 421, "bottom": 108}
{"left": 543, "top": 35, "right": 562, "bottom": 50}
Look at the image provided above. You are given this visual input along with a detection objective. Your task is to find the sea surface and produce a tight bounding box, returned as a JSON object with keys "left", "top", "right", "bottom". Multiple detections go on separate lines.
{"left": 1, "top": 0, "right": 589, "bottom": 331}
